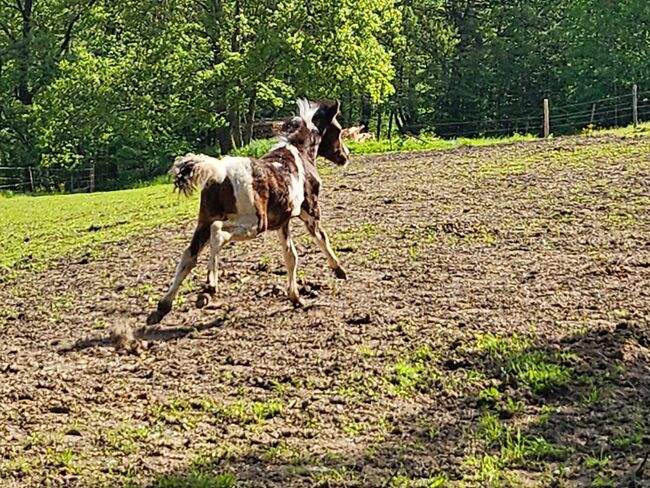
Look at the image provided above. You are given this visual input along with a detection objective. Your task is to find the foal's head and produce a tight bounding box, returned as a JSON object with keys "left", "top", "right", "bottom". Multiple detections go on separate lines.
{"left": 282, "top": 99, "right": 350, "bottom": 166}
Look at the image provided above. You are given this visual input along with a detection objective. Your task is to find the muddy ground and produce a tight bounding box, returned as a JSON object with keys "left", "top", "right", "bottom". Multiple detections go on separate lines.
{"left": 1, "top": 135, "right": 649, "bottom": 487}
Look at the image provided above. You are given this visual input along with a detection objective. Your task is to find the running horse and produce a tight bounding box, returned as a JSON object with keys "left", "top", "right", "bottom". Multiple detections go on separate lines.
{"left": 147, "top": 99, "right": 350, "bottom": 325}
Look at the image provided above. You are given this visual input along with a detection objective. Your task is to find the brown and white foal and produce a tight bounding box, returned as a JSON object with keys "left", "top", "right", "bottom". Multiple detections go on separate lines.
{"left": 147, "top": 99, "right": 350, "bottom": 325}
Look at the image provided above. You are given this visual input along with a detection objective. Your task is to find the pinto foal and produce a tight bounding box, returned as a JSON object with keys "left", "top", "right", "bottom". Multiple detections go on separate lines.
{"left": 147, "top": 99, "right": 350, "bottom": 325}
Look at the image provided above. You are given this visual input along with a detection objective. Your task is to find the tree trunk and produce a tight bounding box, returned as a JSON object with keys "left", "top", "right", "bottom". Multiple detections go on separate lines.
{"left": 360, "top": 97, "right": 372, "bottom": 131}
{"left": 226, "top": 0, "right": 242, "bottom": 150}
{"left": 218, "top": 126, "right": 234, "bottom": 155}
{"left": 376, "top": 108, "right": 383, "bottom": 139}
{"left": 16, "top": 0, "right": 34, "bottom": 105}
{"left": 228, "top": 107, "right": 242, "bottom": 149}
{"left": 243, "top": 92, "right": 256, "bottom": 145}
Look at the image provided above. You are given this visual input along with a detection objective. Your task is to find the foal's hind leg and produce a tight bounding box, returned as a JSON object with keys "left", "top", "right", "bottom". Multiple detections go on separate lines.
{"left": 147, "top": 224, "right": 210, "bottom": 325}
{"left": 278, "top": 222, "right": 303, "bottom": 306}
{"left": 299, "top": 210, "right": 347, "bottom": 279}
{"left": 196, "top": 221, "right": 232, "bottom": 308}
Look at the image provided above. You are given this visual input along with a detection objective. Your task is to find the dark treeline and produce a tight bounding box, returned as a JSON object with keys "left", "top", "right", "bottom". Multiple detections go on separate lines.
{"left": 1, "top": 0, "right": 649, "bottom": 187}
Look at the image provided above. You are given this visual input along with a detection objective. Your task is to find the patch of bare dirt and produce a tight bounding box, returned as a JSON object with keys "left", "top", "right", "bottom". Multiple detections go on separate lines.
{"left": 1, "top": 135, "right": 649, "bottom": 487}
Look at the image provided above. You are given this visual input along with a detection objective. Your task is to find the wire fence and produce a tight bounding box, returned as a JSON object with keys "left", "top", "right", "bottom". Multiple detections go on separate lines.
{"left": 0, "top": 166, "right": 94, "bottom": 192}
{"left": 408, "top": 88, "right": 649, "bottom": 138}
{"left": 1, "top": 86, "right": 648, "bottom": 195}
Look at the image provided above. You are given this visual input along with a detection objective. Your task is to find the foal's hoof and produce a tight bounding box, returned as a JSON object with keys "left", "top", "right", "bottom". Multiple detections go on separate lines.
{"left": 147, "top": 300, "right": 172, "bottom": 325}
{"left": 290, "top": 295, "right": 306, "bottom": 308}
{"left": 334, "top": 266, "right": 348, "bottom": 280}
{"left": 146, "top": 311, "right": 164, "bottom": 325}
{"left": 196, "top": 293, "right": 211, "bottom": 309}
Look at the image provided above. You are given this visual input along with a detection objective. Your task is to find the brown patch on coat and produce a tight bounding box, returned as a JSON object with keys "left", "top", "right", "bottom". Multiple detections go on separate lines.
{"left": 198, "top": 178, "right": 238, "bottom": 225}
{"left": 301, "top": 160, "right": 322, "bottom": 220}
{"left": 253, "top": 147, "right": 302, "bottom": 231}
{"left": 281, "top": 117, "right": 319, "bottom": 163}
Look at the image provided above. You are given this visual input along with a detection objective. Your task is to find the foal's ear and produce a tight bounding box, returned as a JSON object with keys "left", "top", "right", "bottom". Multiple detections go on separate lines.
{"left": 313, "top": 100, "right": 341, "bottom": 133}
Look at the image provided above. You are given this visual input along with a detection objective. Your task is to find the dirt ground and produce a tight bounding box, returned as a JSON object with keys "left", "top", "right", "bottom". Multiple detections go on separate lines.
{"left": 1, "top": 135, "right": 649, "bottom": 487}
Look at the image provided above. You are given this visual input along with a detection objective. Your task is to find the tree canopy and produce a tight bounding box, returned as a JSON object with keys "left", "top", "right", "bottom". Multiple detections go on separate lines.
{"left": 1, "top": 0, "right": 648, "bottom": 186}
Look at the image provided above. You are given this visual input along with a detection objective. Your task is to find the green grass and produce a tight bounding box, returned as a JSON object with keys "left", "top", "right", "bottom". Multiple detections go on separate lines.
{"left": 462, "top": 413, "right": 573, "bottom": 486}
{"left": 233, "top": 132, "right": 537, "bottom": 160}
{"left": 152, "top": 471, "right": 236, "bottom": 488}
{"left": 0, "top": 184, "right": 197, "bottom": 278}
{"left": 2, "top": 123, "right": 648, "bottom": 281}
{"left": 584, "top": 121, "right": 650, "bottom": 138}
{"left": 346, "top": 132, "right": 536, "bottom": 155}
{"left": 149, "top": 397, "right": 283, "bottom": 427}
{"left": 475, "top": 334, "right": 576, "bottom": 394}
{"left": 387, "top": 345, "right": 439, "bottom": 396}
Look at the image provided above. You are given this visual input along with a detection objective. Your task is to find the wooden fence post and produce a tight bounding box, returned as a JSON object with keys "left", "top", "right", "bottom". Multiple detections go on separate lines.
{"left": 543, "top": 99, "right": 550, "bottom": 138}
{"left": 633, "top": 84, "right": 638, "bottom": 128}
{"left": 28, "top": 167, "right": 34, "bottom": 192}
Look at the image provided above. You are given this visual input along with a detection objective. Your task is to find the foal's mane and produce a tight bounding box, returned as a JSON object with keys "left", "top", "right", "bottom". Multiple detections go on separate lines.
{"left": 296, "top": 98, "right": 319, "bottom": 131}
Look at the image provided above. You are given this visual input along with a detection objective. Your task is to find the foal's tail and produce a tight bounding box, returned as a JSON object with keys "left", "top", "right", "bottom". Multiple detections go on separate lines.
{"left": 168, "top": 153, "right": 219, "bottom": 197}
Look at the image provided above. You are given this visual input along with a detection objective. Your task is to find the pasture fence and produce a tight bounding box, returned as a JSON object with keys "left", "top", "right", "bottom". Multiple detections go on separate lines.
{"left": 0, "top": 166, "right": 95, "bottom": 193}
{"left": 2, "top": 85, "right": 649, "bottom": 194}
{"left": 399, "top": 85, "right": 649, "bottom": 138}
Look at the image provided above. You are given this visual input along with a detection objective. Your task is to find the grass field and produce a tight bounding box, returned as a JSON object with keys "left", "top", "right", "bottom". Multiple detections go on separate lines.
{"left": 1, "top": 132, "right": 649, "bottom": 487}
{"left": 0, "top": 132, "right": 536, "bottom": 280}
{"left": 4, "top": 125, "right": 647, "bottom": 281}
{"left": 0, "top": 185, "right": 197, "bottom": 280}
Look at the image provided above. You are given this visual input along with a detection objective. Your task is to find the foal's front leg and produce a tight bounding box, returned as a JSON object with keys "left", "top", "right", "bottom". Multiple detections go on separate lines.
{"left": 278, "top": 222, "right": 303, "bottom": 307}
{"left": 147, "top": 224, "right": 210, "bottom": 325}
{"left": 299, "top": 210, "right": 347, "bottom": 279}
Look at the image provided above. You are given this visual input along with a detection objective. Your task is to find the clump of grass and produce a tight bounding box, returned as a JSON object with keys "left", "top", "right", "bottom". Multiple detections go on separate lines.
{"left": 475, "top": 334, "right": 576, "bottom": 394}
{"left": 387, "top": 345, "right": 439, "bottom": 395}
{"left": 153, "top": 471, "right": 236, "bottom": 488}
{"left": 149, "top": 397, "right": 284, "bottom": 427}
{"left": 103, "top": 422, "right": 151, "bottom": 454}
{"left": 463, "top": 413, "right": 573, "bottom": 485}
{"left": 389, "top": 472, "right": 449, "bottom": 487}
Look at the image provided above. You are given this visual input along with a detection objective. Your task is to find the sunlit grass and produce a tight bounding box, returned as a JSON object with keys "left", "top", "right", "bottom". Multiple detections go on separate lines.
{"left": 0, "top": 184, "right": 197, "bottom": 278}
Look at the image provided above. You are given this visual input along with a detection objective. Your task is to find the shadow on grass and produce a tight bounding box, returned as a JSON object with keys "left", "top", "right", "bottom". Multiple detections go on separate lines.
{"left": 132, "top": 322, "right": 650, "bottom": 487}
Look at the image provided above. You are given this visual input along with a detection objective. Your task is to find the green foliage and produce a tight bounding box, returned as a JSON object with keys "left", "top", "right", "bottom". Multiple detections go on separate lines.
{"left": 0, "top": 0, "right": 401, "bottom": 180}
{"left": 2, "top": 0, "right": 647, "bottom": 189}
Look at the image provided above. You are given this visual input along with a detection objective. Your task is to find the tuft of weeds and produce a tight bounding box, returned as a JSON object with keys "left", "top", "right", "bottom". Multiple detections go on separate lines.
{"left": 387, "top": 345, "right": 439, "bottom": 396}
{"left": 46, "top": 447, "right": 81, "bottom": 474}
{"left": 478, "top": 413, "right": 573, "bottom": 464}
{"left": 584, "top": 450, "right": 610, "bottom": 469}
{"left": 103, "top": 422, "right": 152, "bottom": 454}
{"left": 475, "top": 333, "right": 576, "bottom": 394}
{"left": 389, "top": 473, "right": 449, "bottom": 487}
{"left": 149, "top": 397, "right": 283, "bottom": 429}
{"left": 152, "top": 471, "right": 236, "bottom": 488}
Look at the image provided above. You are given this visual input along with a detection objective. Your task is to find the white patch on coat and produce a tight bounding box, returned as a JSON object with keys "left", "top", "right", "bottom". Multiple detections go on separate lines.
{"left": 172, "top": 153, "right": 258, "bottom": 219}
{"left": 286, "top": 145, "right": 305, "bottom": 217}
